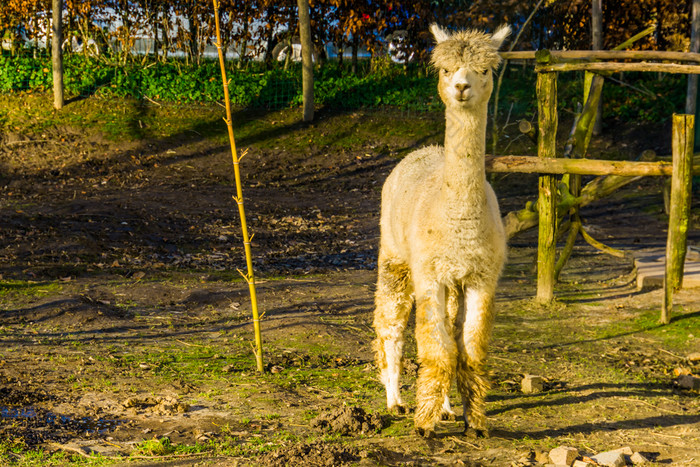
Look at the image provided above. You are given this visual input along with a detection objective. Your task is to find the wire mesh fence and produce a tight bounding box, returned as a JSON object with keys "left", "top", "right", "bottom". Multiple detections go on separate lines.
{"left": 0, "top": 46, "right": 452, "bottom": 113}
{"left": 0, "top": 45, "right": 689, "bottom": 128}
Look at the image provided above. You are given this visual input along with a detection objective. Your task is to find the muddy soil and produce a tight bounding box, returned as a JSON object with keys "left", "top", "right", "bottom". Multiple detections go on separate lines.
{"left": 0, "top": 104, "right": 699, "bottom": 466}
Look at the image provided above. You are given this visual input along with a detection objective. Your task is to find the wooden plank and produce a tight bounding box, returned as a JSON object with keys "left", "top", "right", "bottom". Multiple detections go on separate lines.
{"left": 536, "top": 66, "right": 558, "bottom": 303}
{"left": 537, "top": 61, "right": 700, "bottom": 75}
{"left": 662, "top": 114, "right": 695, "bottom": 324}
{"left": 485, "top": 155, "right": 677, "bottom": 176}
{"left": 502, "top": 50, "right": 700, "bottom": 63}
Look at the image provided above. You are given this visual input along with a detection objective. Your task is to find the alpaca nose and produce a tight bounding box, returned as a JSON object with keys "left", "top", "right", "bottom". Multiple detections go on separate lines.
{"left": 455, "top": 82, "right": 471, "bottom": 92}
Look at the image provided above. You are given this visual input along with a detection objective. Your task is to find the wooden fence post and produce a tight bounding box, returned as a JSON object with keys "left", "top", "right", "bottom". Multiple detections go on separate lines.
{"left": 661, "top": 114, "right": 695, "bottom": 324}
{"left": 536, "top": 51, "right": 558, "bottom": 303}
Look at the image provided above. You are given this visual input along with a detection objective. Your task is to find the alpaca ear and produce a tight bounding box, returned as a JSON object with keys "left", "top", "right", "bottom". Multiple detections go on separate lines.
{"left": 430, "top": 24, "right": 450, "bottom": 44}
{"left": 491, "top": 25, "right": 511, "bottom": 49}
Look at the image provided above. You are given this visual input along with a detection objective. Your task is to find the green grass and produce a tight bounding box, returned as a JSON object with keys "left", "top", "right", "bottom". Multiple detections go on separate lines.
{"left": 0, "top": 93, "right": 224, "bottom": 141}
{"left": 134, "top": 437, "right": 177, "bottom": 456}
{"left": 0, "top": 280, "right": 62, "bottom": 299}
{"left": 595, "top": 306, "right": 700, "bottom": 351}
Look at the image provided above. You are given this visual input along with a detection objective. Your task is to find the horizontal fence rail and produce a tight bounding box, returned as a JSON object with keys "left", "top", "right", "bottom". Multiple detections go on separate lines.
{"left": 485, "top": 155, "right": 700, "bottom": 176}
{"left": 536, "top": 62, "right": 700, "bottom": 75}
{"left": 501, "top": 50, "right": 700, "bottom": 63}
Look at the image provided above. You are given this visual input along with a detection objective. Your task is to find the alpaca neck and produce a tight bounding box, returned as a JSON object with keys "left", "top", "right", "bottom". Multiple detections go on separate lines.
{"left": 442, "top": 105, "right": 488, "bottom": 210}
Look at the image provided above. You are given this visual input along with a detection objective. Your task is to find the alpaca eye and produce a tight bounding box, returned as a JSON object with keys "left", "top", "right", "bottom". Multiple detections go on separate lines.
{"left": 441, "top": 68, "right": 449, "bottom": 74}
{"left": 481, "top": 69, "right": 489, "bottom": 75}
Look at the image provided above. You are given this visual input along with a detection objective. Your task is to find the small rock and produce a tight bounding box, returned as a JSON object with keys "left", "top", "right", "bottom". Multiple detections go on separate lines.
{"left": 549, "top": 446, "right": 579, "bottom": 465}
{"left": 521, "top": 374, "right": 545, "bottom": 393}
{"left": 610, "top": 446, "right": 633, "bottom": 456}
{"left": 677, "top": 374, "right": 700, "bottom": 390}
{"left": 572, "top": 461, "right": 594, "bottom": 467}
{"left": 630, "top": 452, "right": 651, "bottom": 464}
{"left": 687, "top": 352, "right": 700, "bottom": 362}
{"left": 534, "top": 450, "right": 550, "bottom": 464}
{"left": 590, "top": 450, "right": 626, "bottom": 467}
{"left": 131, "top": 271, "right": 146, "bottom": 280}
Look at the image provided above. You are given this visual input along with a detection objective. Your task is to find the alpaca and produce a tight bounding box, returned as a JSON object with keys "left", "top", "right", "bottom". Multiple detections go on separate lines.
{"left": 373, "top": 24, "right": 509, "bottom": 438}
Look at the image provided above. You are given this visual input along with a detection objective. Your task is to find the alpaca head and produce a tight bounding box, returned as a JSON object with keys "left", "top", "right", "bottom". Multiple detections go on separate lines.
{"left": 430, "top": 24, "right": 511, "bottom": 110}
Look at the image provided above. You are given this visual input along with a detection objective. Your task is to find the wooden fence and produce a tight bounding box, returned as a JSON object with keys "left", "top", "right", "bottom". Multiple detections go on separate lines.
{"left": 489, "top": 50, "right": 698, "bottom": 324}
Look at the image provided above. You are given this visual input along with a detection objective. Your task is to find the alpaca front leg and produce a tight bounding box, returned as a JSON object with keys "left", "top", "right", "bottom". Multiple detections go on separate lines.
{"left": 414, "top": 285, "right": 457, "bottom": 437}
{"left": 375, "top": 322, "right": 408, "bottom": 413}
{"left": 373, "top": 258, "right": 413, "bottom": 414}
{"left": 456, "top": 287, "right": 495, "bottom": 438}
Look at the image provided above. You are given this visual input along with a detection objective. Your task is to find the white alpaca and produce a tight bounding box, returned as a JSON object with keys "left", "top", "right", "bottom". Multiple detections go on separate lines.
{"left": 373, "top": 24, "right": 509, "bottom": 438}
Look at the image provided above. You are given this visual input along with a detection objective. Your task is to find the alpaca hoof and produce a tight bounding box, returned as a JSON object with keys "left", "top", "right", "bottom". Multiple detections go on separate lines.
{"left": 389, "top": 404, "right": 407, "bottom": 415}
{"left": 415, "top": 427, "right": 435, "bottom": 439}
{"left": 440, "top": 410, "right": 456, "bottom": 421}
{"left": 464, "top": 427, "right": 489, "bottom": 439}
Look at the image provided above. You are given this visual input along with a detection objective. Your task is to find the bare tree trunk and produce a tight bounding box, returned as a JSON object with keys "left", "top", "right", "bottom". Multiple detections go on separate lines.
{"left": 161, "top": 3, "right": 170, "bottom": 62}
{"left": 52, "top": 0, "right": 64, "bottom": 110}
{"left": 263, "top": 5, "right": 276, "bottom": 65}
{"left": 337, "top": 39, "right": 344, "bottom": 68}
{"left": 238, "top": 2, "right": 250, "bottom": 68}
{"left": 591, "top": 0, "right": 603, "bottom": 135}
{"left": 32, "top": 1, "right": 39, "bottom": 58}
{"left": 351, "top": 36, "right": 358, "bottom": 74}
{"left": 297, "top": 0, "right": 314, "bottom": 122}
{"left": 188, "top": 4, "right": 198, "bottom": 64}
{"left": 152, "top": 3, "right": 160, "bottom": 59}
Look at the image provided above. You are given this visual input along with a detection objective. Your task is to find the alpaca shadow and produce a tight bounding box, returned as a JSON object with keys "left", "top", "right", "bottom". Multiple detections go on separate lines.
{"left": 487, "top": 381, "right": 699, "bottom": 440}
{"left": 487, "top": 381, "right": 669, "bottom": 409}
{"left": 492, "top": 412, "right": 700, "bottom": 441}
{"left": 533, "top": 309, "right": 700, "bottom": 351}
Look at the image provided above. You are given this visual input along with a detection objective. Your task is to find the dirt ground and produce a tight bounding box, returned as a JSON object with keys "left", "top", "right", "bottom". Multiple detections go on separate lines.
{"left": 0, "top": 102, "right": 699, "bottom": 466}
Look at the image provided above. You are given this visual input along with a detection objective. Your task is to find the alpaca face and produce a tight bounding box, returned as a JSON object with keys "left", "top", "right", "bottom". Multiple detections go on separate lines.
{"left": 430, "top": 24, "right": 511, "bottom": 110}
{"left": 438, "top": 66, "right": 492, "bottom": 109}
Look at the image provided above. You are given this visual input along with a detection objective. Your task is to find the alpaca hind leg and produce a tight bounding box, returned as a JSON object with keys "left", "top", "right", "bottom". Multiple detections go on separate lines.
{"left": 456, "top": 287, "right": 495, "bottom": 438}
{"left": 440, "top": 286, "right": 461, "bottom": 421}
{"left": 373, "top": 258, "right": 413, "bottom": 414}
{"left": 441, "top": 394, "right": 456, "bottom": 420}
{"left": 456, "top": 358, "right": 490, "bottom": 438}
{"left": 413, "top": 283, "right": 457, "bottom": 437}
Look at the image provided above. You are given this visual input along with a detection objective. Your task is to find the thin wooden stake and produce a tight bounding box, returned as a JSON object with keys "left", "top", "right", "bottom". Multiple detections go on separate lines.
{"left": 662, "top": 114, "right": 695, "bottom": 324}
{"left": 536, "top": 52, "right": 558, "bottom": 303}
{"left": 212, "top": 0, "right": 264, "bottom": 372}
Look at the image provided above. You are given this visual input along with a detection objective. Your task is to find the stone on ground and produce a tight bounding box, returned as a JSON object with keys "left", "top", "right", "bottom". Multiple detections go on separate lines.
{"left": 521, "top": 374, "right": 545, "bottom": 393}
{"left": 677, "top": 374, "right": 700, "bottom": 390}
{"left": 589, "top": 450, "right": 627, "bottom": 467}
{"left": 549, "top": 445, "right": 579, "bottom": 465}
